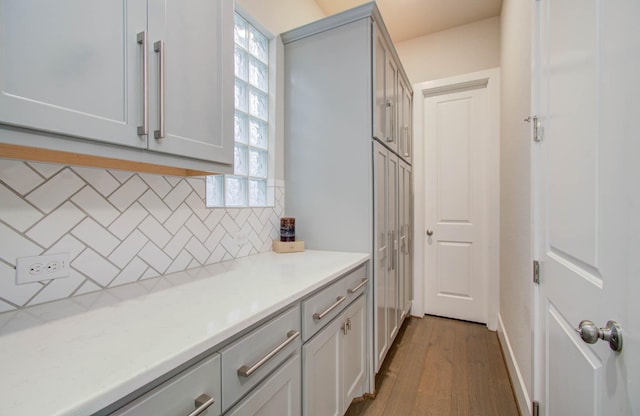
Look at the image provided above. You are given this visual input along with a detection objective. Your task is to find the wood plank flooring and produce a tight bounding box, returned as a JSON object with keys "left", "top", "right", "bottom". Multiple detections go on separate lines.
{"left": 346, "top": 316, "right": 519, "bottom": 416}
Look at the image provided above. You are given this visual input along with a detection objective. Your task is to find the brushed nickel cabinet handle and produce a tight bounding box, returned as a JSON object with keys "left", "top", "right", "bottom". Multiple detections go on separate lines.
{"left": 313, "top": 296, "right": 346, "bottom": 320}
{"left": 137, "top": 31, "right": 148, "bottom": 136}
{"left": 237, "top": 330, "right": 300, "bottom": 377}
{"left": 154, "top": 40, "right": 165, "bottom": 139}
{"left": 348, "top": 278, "right": 369, "bottom": 294}
{"left": 188, "top": 394, "right": 214, "bottom": 416}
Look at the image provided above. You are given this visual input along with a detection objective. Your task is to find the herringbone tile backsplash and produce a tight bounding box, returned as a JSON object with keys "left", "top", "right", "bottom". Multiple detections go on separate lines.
{"left": 0, "top": 159, "right": 284, "bottom": 312}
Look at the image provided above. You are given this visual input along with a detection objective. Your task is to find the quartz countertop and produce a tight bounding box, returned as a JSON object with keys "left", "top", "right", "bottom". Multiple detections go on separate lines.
{"left": 0, "top": 250, "right": 369, "bottom": 416}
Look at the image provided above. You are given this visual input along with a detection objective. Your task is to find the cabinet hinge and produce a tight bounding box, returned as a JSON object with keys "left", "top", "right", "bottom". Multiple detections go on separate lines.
{"left": 533, "top": 260, "right": 540, "bottom": 285}
{"left": 533, "top": 400, "right": 540, "bottom": 416}
{"left": 524, "top": 115, "right": 542, "bottom": 142}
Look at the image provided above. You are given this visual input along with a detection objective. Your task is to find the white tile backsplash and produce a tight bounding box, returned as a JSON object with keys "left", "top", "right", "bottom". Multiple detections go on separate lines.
{"left": 0, "top": 159, "right": 44, "bottom": 194}
{"left": 0, "top": 185, "right": 43, "bottom": 232}
{"left": 0, "top": 160, "right": 284, "bottom": 311}
{"left": 26, "top": 202, "right": 85, "bottom": 247}
{"left": 26, "top": 168, "right": 84, "bottom": 213}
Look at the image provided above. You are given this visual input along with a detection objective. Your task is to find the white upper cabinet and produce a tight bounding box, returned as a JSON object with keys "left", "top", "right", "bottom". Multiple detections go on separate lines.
{"left": 0, "top": 0, "right": 233, "bottom": 170}
{"left": 146, "top": 0, "right": 233, "bottom": 162}
{"left": 0, "top": 0, "right": 147, "bottom": 148}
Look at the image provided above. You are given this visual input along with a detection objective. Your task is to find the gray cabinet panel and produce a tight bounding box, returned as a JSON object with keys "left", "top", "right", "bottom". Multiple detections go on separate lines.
{"left": 146, "top": 0, "right": 233, "bottom": 164}
{"left": 0, "top": 0, "right": 146, "bottom": 148}
{"left": 0, "top": 0, "right": 233, "bottom": 170}
{"left": 221, "top": 306, "right": 301, "bottom": 412}
{"left": 226, "top": 354, "right": 301, "bottom": 416}
{"left": 303, "top": 295, "right": 366, "bottom": 416}
{"left": 112, "top": 354, "right": 222, "bottom": 416}
{"left": 342, "top": 296, "right": 366, "bottom": 410}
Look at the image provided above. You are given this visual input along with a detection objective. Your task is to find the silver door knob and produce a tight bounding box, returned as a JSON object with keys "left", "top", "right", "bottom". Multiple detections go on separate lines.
{"left": 576, "top": 320, "right": 623, "bottom": 352}
{"left": 426, "top": 230, "right": 433, "bottom": 236}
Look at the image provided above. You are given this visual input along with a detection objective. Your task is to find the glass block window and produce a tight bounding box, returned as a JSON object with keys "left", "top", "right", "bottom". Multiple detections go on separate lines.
{"left": 206, "top": 12, "right": 270, "bottom": 208}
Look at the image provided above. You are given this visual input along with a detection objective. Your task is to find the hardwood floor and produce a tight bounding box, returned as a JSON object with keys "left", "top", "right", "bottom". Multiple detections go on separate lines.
{"left": 346, "top": 316, "right": 520, "bottom": 416}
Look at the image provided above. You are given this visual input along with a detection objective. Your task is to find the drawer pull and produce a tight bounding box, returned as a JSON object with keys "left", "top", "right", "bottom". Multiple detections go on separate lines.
{"left": 188, "top": 394, "right": 214, "bottom": 416}
{"left": 348, "top": 278, "right": 369, "bottom": 294}
{"left": 313, "top": 296, "right": 346, "bottom": 321}
{"left": 237, "top": 330, "right": 300, "bottom": 378}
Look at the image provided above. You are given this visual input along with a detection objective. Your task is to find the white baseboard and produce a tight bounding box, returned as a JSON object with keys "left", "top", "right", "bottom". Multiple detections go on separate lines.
{"left": 497, "top": 314, "right": 531, "bottom": 416}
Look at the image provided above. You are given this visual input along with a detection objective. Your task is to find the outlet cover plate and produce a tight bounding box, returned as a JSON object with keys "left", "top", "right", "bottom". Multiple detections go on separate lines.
{"left": 16, "top": 253, "right": 70, "bottom": 284}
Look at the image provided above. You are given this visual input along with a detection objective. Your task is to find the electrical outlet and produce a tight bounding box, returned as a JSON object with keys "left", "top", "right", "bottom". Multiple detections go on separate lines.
{"left": 16, "top": 253, "right": 70, "bottom": 284}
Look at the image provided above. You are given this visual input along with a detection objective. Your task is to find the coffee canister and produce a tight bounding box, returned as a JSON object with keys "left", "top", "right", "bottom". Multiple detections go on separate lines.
{"left": 280, "top": 217, "right": 295, "bottom": 242}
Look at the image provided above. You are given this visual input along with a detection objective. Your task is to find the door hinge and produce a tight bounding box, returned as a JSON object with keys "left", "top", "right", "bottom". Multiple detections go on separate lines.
{"left": 533, "top": 400, "right": 540, "bottom": 416}
{"left": 524, "top": 115, "right": 542, "bottom": 142}
{"left": 533, "top": 260, "right": 540, "bottom": 284}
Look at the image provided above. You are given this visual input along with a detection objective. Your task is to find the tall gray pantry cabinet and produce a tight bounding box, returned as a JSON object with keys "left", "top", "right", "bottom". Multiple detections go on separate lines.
{"left": 281, "top": 2, "right": 414, "bottom": 389}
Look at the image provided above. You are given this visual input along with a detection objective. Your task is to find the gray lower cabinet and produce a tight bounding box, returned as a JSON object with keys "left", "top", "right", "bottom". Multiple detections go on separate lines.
{"left": 220, "top": 306, "right": 301, "bottom": 412}
{"left": 104, "top": 263, "right": 368, "bottom": 416}
{"left": 302, "top": 295, "right": 366, "bottom": 416}
{"left": 112, "top": 354, "right": 222, "bottom": 416}
{"left": 0, "top": 0, "right": 233, "bottom": 171}
{"left": 225, "top": 354, "right": 301, "bottom": 416}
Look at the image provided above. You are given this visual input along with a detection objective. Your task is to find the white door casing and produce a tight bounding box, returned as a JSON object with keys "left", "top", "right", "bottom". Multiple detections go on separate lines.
{"left": 534, "top": 0, "right": 639, "bottom": 414}
{"left": 419, "top": 71, "right": 500, "bottom": 327}
{"left": 412, "top": 69, "right": 500, "bottom": 329}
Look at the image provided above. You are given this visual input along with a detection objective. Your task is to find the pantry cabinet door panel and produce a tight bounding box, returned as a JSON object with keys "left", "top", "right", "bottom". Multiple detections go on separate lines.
{"left": 147, "top": 0, "right": 233, "bottom": 164}
{"left": 0, "top": 0, "right": 147, "bottom": 148}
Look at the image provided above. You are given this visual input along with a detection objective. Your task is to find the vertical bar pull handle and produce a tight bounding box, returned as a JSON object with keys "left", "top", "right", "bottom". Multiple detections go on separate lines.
{"left": 137, "top": 32, "right": 148, "bottom": 136}
{"left": 154, "top": 40, "right": 165, "bottom": 139}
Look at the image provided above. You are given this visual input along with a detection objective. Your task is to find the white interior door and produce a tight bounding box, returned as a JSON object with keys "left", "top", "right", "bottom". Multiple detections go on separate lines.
{"left": 423, "top": 86, "right": 489, "bottom": 324}
{"left": 535, "top": 0, "right": 639, "bottom": 414}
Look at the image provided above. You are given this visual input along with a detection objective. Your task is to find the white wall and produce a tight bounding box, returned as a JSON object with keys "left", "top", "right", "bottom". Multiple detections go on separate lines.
{"left": 395, "top": 16, "right": 500, "bottom": 84}
{"left": 498, "top": 0, "right": 533, "bottom": 413}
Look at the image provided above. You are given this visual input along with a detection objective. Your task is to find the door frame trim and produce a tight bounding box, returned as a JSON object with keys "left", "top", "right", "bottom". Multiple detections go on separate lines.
{"left": 412, "top": 68, "right": 501, "bottom": 330}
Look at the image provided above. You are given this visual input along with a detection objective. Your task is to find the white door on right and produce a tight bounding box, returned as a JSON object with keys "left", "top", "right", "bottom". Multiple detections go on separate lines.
{"left": 535, "top": 0, "right": 639, "bottom": 414}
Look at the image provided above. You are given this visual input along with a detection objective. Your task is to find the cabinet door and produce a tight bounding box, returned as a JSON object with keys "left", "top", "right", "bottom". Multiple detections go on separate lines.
{"left": 402, "top": 82, "right": 413, "bottom": 164}
{"left": 342, "top": 295, "right": 366, "bottom": 410}
{"left": 302, "top": 317, "right": 342, "bottom": 416}
{"left": 398, "top": 76, "right": 412, "bottom": 163}
{"left": 384, "top": 52, "right": 398, "bottom": 153}
{"left": 387, "top": 152, "right": 400, "bottom": 339}
{"left": 399, "top": 161, "right": 412, "bottom": 316}
{"left": 0, "top": 0, "right": 147, "bottom": 148}
{"left": 147, "top": 0, "right": 233, "bottom": 164}
{"left": 373, "top": 141, "right": 389, "bottom": 371}
{"left": 373, "top": 27, "right": 386, "bottom": 142}
{"left": 226, "top": 354, "right": 301, "bottom": 416}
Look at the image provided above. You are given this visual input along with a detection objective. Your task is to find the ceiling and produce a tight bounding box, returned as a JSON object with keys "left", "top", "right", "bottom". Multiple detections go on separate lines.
{"left": 314, "top": 0, "right": 503, "bottom": 42}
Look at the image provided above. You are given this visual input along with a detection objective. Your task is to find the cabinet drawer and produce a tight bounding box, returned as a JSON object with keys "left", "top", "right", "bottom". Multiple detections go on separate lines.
{"left": 112, "top": 354, "right": 221, "bottom": 416}
{"left": 342, "top": 264, "right": 368, "bottom": 301}
{"left": 220, "top": 305, "right": 301, "bottom": 412}
{"left": 301, "top": 265, "right": 367, "bottom": 341}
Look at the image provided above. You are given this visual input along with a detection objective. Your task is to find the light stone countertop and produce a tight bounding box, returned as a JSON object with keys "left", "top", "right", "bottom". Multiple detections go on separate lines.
{"left": 0, "top": 250, "right": 369, "bottom": 416}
